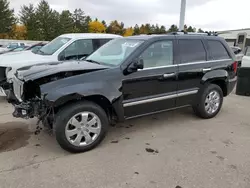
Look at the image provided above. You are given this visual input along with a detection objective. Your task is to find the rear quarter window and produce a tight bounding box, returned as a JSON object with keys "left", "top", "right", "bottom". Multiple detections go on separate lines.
{"left": 179, "top": 39, "right": 206, "bottom": 64}
{"left": 208, "top": 40, "right": 230, "bottom": 60}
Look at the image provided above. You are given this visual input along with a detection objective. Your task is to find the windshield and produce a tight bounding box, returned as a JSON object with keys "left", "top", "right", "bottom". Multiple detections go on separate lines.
{"left": 86, "top": 38, "right": 144, "bottom": 66}
{"left": 35, "top": 37, "right": 71, "bottom": 55}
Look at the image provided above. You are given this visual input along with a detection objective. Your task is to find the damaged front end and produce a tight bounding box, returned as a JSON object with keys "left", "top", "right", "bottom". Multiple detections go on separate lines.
{"left": 7, "top": 60, "right": 110, "bottom": 128}
{"left": 7, "top": 75, "right": 53, "bottom": 127}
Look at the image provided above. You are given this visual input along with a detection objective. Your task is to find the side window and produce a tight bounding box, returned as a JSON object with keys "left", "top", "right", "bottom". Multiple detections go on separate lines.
{"left": 77, "top": 39, "right": 94, "bottom": 59}
{"left": 61, "top": 39, "right": 94, "bottom": 60}
{"left": 140, "top": 40, "right": 173, "bottom": 68}
{"left": 63, "top": 41, "right": 78, "bottom": 60}
{"left": 99, "top": 39, "right": 111, "bottom": 46}
{"left": 92, "top": 39, "right": 112, "bottom": 50}
{"left": 208, "top": 40, "right": 230, "bottom": 60}
{"left": 179, "top": 39, "right": 206, "bottom": 64}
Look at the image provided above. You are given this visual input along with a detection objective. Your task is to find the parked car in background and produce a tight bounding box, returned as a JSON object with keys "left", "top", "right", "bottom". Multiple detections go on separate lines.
{"left": 0, "top": 42, "right": 48, "bottom": 55}
{"left": 0, "top": 33, "right": 122, "bottom": 96}
{"left": 6, "top": 42, "right": 26, "bottom": 49}
{"left": 231, "top": 46, "right": 244, "bottom": 68}
{"left": 7, "top": 33, "right": 237, "bottom": 153}
{"left": 241, "top": 46, "right": 250, "bottom": 67}
{"left": 0, "top": 46, "right": 27, "bottom": 55}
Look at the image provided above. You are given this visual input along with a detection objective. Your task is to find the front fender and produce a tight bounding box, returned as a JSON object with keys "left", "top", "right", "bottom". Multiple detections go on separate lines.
{"left": 42, "top": 81, "right": 121, "bottom": 104}
{"left": 40, "top": 81, "right": 124, "bottom": 121}
{"left": 201, "top": 69, "right": 228, "bottom": 84}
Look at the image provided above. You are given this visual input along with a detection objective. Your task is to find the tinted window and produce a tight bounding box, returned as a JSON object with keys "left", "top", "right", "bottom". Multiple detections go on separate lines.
{"left": 92, "top": 39, "right": 112, "bottom": 50}
{"left": 208, "top": 40, "right": 230, "bottom": 60}
{"left": 179, "top": 39, "right": 206, "bottom": 64}
{"left": 238, "top": 35, "right": 245, "bottom": 44}
{"left": 140, "top": 40, "right": 173, "bottom": 68}
{"left": 99, "top": 39, "right": 111, "bottom": 46}
{"left": 62, "top": 39, "right": 94, "bottom": 60}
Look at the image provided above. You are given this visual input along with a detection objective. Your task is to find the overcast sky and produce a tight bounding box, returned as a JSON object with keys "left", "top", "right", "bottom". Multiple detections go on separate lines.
{"left": 9, "top": 0, "right": 250, "bottom": 31}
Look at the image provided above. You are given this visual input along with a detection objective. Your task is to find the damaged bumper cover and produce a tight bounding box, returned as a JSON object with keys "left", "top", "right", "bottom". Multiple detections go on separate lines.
{"left": 7, "top": 76, "right": 48, "bottom": 120}
{"left": 7, "top": 89, "right": 46, "bottom": 119}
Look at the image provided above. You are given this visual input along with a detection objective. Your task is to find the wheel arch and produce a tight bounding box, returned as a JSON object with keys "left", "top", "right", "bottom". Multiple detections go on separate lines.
{"left": 201, "top": 70, "right": 229, "bottom": 96}
{"left": 51, "top": 93, "right": 120, "bottom": 123}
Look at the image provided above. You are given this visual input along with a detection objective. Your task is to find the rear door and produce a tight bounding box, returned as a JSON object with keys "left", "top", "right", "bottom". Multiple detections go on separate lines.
{"left": 176, "top": 37, "right": 210, "bottom": 106}
{"left": 176, "top": 37, "right": 232, "bottom": 107}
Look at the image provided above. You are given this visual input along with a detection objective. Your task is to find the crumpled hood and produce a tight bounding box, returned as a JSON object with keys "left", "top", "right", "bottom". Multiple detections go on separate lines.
{"left": 16, "top": 60, "right": 109, "bottom": 81}
{"left": 0, "top": 50, "right": 52, "bottom": 68}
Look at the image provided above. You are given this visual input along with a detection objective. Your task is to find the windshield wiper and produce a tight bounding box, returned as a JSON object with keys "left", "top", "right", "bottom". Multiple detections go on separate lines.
{"left": 85, "top": 59, "right": 101, "bottom": 65}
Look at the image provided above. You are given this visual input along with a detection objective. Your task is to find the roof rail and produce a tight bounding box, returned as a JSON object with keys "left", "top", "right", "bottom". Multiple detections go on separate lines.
{"left": 169, "top": 31, "right": 218, "bottom": 36}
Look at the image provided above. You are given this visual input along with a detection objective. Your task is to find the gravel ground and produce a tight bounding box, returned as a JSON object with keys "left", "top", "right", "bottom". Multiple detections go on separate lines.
{"left": 0, "top": 92, "right": 249, "bottom": 188}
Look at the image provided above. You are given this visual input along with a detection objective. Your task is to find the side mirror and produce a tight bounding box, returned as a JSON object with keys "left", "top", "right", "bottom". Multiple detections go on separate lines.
{"left": 126, "top": 58, "right": 144, "bottom": 73}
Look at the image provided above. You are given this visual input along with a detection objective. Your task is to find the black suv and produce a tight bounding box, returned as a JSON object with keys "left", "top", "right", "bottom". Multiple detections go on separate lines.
{"left": 7, "top": 33, "right": 237, "bottom": 153}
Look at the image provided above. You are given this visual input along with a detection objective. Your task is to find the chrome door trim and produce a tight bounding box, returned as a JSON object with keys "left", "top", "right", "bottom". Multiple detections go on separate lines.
{"left": 123, "top": 89, "right": 198, "bottom": 107}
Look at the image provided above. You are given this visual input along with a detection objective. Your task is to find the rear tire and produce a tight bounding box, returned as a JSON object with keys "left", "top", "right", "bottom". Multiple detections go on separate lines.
{"left": 54, "top": 101, "right": 109, "bottom": 153}
{"left": 193, "top": 84, "right": 223, "bottom": 119}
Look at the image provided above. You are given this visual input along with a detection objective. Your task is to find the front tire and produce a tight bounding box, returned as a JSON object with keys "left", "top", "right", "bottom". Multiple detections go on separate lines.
{"left": 193, "top": 84, "right": 223, "bottom": 119}
{"left": 54, "top": 101, "right": 109, "bottom": 153}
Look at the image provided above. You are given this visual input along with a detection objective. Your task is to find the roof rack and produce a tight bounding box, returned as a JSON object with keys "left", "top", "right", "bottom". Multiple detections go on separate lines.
{"left": 170, "top": 31, "right": 218, "bottom": 36}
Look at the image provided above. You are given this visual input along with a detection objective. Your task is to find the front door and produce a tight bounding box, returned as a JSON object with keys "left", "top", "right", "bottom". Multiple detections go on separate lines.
{"left": 122, "top": 40, "right": 178, "bottom": 118}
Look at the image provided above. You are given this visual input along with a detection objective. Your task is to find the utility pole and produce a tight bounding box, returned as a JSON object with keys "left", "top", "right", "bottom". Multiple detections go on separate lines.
{"left": 179, "top": 0, "right": 186, "bottom": 31}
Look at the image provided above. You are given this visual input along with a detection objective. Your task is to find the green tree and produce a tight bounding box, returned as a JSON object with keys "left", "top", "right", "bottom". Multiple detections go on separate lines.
{"left": 139, "top": 24, "right": 146, "bottom": 34}
{"left": 145, "top": 24, "right": 151, "bottom": 34}
{"left": 59, "top": 10, "right": 74, "bottom": 34}
{"left": 72, "top": 9, "right": 89, "bottom": 32}
{"left": 133, "top": 24, "right": 140, "bottom": 35}
{"left": 198, "top": 28, "right": 204, "bottom": 33}
{"left": 19, "top": 4, "right": 38, "bottom": 40}
{"left": 35, "top": 0, "right": 60, "bottom": 40}
{"left": 102, "top": 20, "right": 107, "bottom": 28}
{"left": 150, "top": 24, "right": 156, "bottom": 34}
{"left": 159, "top": 25, "right": 166, "bottom": 34}
{"left": 187, "top": 26, "right": 194, "bottom": 32}
{"left": 106, "top": 20, "right": 123, "bottom": 34}
{"left": 0, "top": 0, "right": 16, "bottom": 38}
{"left": 155, "top": 24, "right": 160, "bottom": 34}
{"left": 168, "top": 24, "right": 178, "bottom": 32}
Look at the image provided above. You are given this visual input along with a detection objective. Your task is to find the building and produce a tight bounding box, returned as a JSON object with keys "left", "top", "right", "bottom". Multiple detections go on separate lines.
{"left": 218, "top": 28, "right": 250, "bottom": 52}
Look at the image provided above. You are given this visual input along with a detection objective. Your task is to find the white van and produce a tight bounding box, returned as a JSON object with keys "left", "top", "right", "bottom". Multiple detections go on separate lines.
{"left": 0, "top": 33, "right": 122, "bottom": 96}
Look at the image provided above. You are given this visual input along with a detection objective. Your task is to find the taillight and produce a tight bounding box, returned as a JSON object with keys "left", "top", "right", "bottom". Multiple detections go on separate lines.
{"left": 233, "top": 61, "right": 238, "bottom": 73}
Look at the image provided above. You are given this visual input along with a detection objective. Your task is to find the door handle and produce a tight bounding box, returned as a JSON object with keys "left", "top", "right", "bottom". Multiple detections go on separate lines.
{"left": 202, "top": 68, "right": 211, "bottom": 73}
{"left": 163, "top": 73, "right": 176, "bottom": 78}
